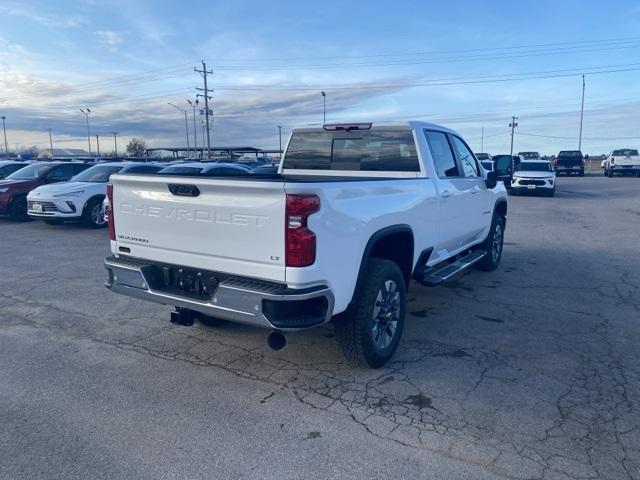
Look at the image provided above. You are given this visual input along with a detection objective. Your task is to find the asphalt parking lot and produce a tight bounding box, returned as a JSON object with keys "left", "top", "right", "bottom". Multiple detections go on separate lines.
{"left": 1, "top": 174, "right": 639, "bottom": 480}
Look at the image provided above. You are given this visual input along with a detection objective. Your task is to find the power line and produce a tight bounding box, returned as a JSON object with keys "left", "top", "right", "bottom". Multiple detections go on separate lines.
{"left": 210, "top": 43, "right": 640, "bottom": 70}
{"left": 206, "top": 36, "right": 640, "bottom": 62}
{"left": 518, "top": 131, "right": 640, "bottom": 140}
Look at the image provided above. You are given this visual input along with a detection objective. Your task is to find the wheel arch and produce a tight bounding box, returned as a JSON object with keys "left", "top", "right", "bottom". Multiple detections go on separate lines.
{"left": 350, "top": 225, "right": 414, "bottom": 306}
{"left": 494, "top": 199, "right": 507, "bottom": 218}
{"left": 82, "top": 194, "right": 106, "bottom": 212}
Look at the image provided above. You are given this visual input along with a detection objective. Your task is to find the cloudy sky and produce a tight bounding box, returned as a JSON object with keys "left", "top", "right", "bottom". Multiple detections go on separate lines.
{"left": 1, "top": 0, "right": 639, "bottom": 155}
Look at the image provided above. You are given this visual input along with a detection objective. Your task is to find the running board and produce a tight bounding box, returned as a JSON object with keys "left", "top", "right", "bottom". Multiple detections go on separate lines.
{"left": 419, "top": 250, "right": 487, "bottom": 286}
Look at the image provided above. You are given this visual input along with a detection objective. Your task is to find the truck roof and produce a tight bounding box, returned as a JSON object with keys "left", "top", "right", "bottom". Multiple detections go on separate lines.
{"left": 292, "top": 121, "right": 459, "bottom": 135}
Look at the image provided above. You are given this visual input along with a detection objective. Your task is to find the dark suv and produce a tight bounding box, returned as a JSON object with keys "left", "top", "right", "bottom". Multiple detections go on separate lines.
{"left": 555, "top": 150, "right": 584, "bottom": 176}
{"left": 0, "top": 162, "right": 90, "bottom": 220}
{"left": 0, "top": 161, "right": 30, "bottom": 179}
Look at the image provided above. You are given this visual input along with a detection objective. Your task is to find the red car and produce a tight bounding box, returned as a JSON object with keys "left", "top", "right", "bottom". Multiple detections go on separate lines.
{"left": 0, "top": 162, "right": 91, "bottom": 221}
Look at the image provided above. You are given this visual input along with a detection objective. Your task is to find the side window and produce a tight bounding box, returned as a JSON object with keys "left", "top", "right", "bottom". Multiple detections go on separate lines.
{"left": 449, "top": 135, "right": 479, "bottom": 177}
{"left": 47, "top": 164, "right": 74, "bottom": 181}
{"left": 424, "top": 130, "right": 459, "bottom": 177}
{"left": 72, "top": 164, "right": 90, "bottom": 175}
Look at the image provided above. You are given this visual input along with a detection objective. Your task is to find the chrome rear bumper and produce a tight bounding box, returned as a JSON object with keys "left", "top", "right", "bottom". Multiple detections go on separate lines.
{"left": 104, "top": 255, "right": 334, "bottom": 331}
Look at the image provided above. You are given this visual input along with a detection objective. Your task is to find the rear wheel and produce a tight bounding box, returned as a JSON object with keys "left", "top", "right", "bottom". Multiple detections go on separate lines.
{"left": 476, "top": 214, "right": 505, "bottom": 272}
{"left": 335, "top": 259, "right": 406, "bottom": 368}
{"left": 82, "top": 198, "right": 106, "bottom": 228}
{"left": 10, "top": 195, "right": 29, "bottom": 221}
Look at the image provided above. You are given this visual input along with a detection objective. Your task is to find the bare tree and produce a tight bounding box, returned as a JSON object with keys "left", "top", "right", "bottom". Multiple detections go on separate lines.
{"left": 126, "top": 138, "right": 147, "bottom": 157}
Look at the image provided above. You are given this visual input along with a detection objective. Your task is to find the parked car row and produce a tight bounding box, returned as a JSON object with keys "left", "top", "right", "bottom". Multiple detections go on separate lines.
{"left": 0, "top": 158, "right": 279, "bottom": 225}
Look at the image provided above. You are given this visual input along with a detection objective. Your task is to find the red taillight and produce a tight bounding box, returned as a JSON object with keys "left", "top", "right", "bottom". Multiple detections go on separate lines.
{"left": 107, "top": 183, "right": 115, "bottom": 241}
{"left": 610, "top": 157, "right": 615, "bottom": 164}
{"left": 285, "top": 194, "right": 320, "bottom": 267}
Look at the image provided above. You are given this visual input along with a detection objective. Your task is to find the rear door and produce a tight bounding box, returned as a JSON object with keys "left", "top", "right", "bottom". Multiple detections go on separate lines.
{"left": 111, "top": 174, "right": 287, "bottom": 282}
{"left": 424, "top": 130, "right": 478, "bottom": 262}
{"left": 448, "top": 134, "right": 492, "bottom": 241}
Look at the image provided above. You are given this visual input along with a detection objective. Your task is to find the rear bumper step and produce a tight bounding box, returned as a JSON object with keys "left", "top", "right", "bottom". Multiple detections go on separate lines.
{"left": 104, "top": 256, "right": 334, "bottom": 331}
{"left": 419, "top": 250, "right": 486, "bottom": 286}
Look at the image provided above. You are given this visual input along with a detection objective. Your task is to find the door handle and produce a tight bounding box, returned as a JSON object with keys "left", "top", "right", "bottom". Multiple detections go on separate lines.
{"left": 441, "top": 190, "right": 451, "bottom": 198}
{"left": 470, "top": 186, "right": 480, "bottom": 194}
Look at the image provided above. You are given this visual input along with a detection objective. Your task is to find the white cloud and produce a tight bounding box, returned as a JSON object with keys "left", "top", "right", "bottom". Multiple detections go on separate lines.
{"left": 96, "top": 30, "right": 125, "bottom": 52}
{"left": 0, "top": 3, "right": 85, "bottom": 28}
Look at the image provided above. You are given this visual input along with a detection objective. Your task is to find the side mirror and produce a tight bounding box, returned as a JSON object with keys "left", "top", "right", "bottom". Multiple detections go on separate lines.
{"left": 485, "top": 171, "right": 498, "bottom": 189}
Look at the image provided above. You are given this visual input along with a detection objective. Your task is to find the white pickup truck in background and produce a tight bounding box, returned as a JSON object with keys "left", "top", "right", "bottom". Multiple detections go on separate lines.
{"left": 603, "top": 148, "right": 640, "bottom": 177}
{"left": 104, "top": 122, "right": 508, "bottom": 367}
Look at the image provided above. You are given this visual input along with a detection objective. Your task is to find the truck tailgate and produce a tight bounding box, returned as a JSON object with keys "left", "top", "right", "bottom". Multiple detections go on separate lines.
{"left": 110, "top": 174, "right": 287, "bottom": 282}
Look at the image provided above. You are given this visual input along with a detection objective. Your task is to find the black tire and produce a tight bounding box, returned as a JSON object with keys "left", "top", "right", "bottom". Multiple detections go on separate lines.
{"left": 82, "top": 197, "right": 106, "bottom": 228}
{"left": 547, "top": 189, "right": 555, "bottom": 197}
{"left": 476, "top": 214, "right": 505, "bottom": 272}
{"left": 334, "top": 258, "right": 406, "bottom": 368}
{"left": 43, "top": 219, "right": 63, "bottom": 225}
{"left": 608, "top": 169, "right": 614, "bottom": 178}
{"left": 10, "top": 195, "right": 29, "bottom": 221}
{"left": 579, "top": 170, "right": 584, "bottom": 177}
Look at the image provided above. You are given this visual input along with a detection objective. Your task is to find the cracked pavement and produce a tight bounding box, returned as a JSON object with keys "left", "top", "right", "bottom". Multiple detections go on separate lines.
{"left": 1, "top": 175, "right": 639, "bottom": 479}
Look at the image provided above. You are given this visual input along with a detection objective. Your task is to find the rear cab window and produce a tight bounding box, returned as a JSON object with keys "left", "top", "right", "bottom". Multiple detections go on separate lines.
{"left": 612, "top": 149, "right": 639, "bottom": 156}
{"left": 283, "top": 130, "right": 420, "bottom": 173}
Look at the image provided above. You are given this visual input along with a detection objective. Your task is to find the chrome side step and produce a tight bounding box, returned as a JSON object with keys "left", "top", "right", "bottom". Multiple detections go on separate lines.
{"left": 419, "top": 250, "right": 486, "bottom": 286}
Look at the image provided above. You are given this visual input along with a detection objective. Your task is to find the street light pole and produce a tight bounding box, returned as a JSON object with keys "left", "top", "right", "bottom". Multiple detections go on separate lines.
{"left": 112, "top": 132, "right": 119, "bottom": 156}
{"left": 79, "top": 108, "right": 92, "bottom": 155}
{"left": 168, "top": 103, "right": 190, "bottom": 158}
{"left": 96, "top": 135, "right": 100, "bottom": 156}
{"left": 1, "top": 115, "right": 8, "bottom": 154}
{"left": 187, "top": 99, "right": 198, "bottom": 158}
{"left": 278, "top": 125, "right": 282, "bottom": 158}
{"left": 321, "top": 91, "right": 326, "bottom": 124}
{"left": 578, "top": 74, "right": 586, "bottom": 151}
{"left": 48, "top": 128, "right": 54, "bottom": 156}
{"left": 481, "top": 127, "right": 484, "bottom": 153}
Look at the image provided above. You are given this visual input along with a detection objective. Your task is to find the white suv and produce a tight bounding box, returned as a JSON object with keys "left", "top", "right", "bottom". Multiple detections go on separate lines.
{"left": 28, "top": 162, "right": 132, "bottom": 227}
{"left": 511, "top": 160, "right": 556, "bottom": 196}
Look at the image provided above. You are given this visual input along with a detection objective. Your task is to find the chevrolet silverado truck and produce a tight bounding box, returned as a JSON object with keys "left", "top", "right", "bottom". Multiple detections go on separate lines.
{"left": 104, "top": 122, "right": 508, "bottom": 367}
{"left": 603, "top": 149, "right": 640, "bottom": 177}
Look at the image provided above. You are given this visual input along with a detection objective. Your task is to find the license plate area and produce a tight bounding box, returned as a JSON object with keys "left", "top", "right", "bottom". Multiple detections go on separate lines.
{"left": 32, "top": 203, "right": 43, "bottom": 213}
{"left": 143, "top": 264, "right": 219, "bottom": 300}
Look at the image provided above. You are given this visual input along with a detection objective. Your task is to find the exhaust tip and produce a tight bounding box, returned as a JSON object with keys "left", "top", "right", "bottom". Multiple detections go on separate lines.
{"left": 267, "top": 331, "right": 287, "bottom": 351}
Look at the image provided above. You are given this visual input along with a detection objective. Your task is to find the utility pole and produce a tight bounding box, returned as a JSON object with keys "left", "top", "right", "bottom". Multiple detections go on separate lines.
{"left": 278, "top": 125, "right": 282, "bottom": 158}
{"left": 168, "top": 103, "right": 190, "bottom": 158}
{"left": 321, "top": 91, "right": 326, "bottom": 124}
{"left": 481, "top": 127, "right": 484, "bottom": 153}
{"left": 195, "top": 61, "right": 213, "bottom": 158}
{"left": 509, "top": 116, "right": 518, "bottom": 157}
{"left": 48, "top": 128, "right": 54, "bottom": 156}
{"left": 578, "top": 74, "right": 585, "bottom": 151}
{"left": 79, "top": 108, "right": 92, "bottom": 155}
{"left": 1, "top": 116, "right": 8, "bottom": 154}
{"left": 187, "top": 99, "right": 198, "bottom": 158}
{"left": 112, "top": 132, "right": 119, "bottom": 156}
{"left": 96, "top": 135, "right": 100, "bottom": 156}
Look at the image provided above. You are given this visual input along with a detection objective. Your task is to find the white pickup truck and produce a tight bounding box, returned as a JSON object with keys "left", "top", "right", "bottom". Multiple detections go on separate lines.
{"left": 604, "top": 149, "right": 640, "bottom": 177}
{"left": 104, "top": 122, "right": 508, "bottom": 367}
